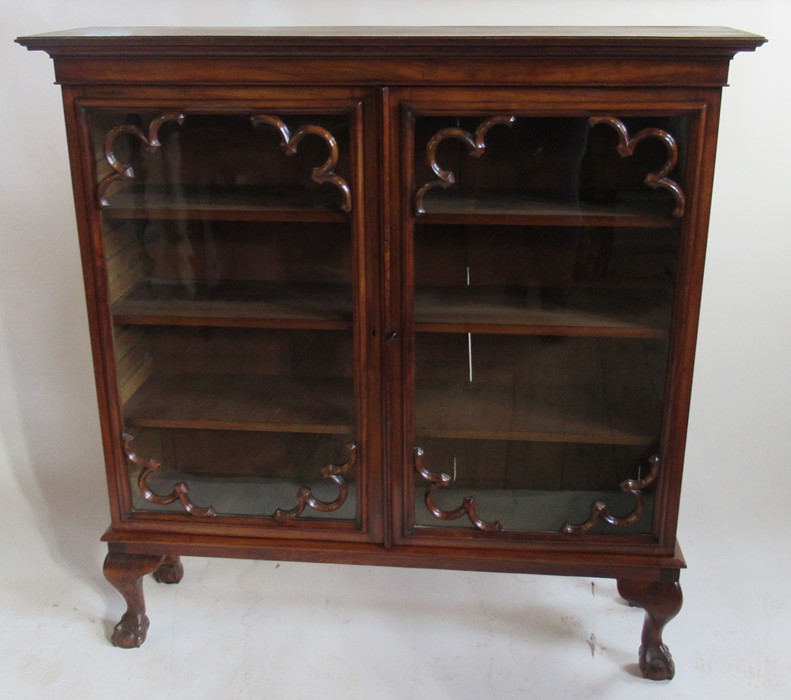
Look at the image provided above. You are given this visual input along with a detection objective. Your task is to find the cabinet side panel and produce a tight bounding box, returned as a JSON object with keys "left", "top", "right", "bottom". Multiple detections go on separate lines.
{"left": 655, "top": 89, "right": 723, "bottom": 548}
{"left": 60, "top": 86, "right": 131, "bottom": 525}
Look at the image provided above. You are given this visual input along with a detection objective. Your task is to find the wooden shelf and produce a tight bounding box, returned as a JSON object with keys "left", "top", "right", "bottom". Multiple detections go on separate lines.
{"left": 122, "top": 369, "right": 657, "bottom": 446}
{"left": 112, "top": 280, "right": 353, "bottom": 329}
{"left": 114, "top": 280, "right": 669, "bottom": 337}
{"left": 415, "top": 286, "right": 671, "bottom": 338}
{"left": 101, "top": 185, "right": 349, "bottom": 222}
{"left": 123, "top": 373, "right": 354, "bottom": 434}
{"left": 416, "top": 378, "right": 660, "bottom": 446}
{"left": 417, "top": 190, "right": 677, "bottom": 228}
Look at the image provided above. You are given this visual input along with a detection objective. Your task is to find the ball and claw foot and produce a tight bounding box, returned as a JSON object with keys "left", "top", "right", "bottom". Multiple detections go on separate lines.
{"left": 153, "top": 556, "right": 184, "bottom": 584}
{"left": 104, "top": 552, "right": 166, "bottom": 649}
{"left": 617, "top": 577, "right": 682, "bottom": 682}
{"left": 639, "top": 642, "right": 675, "bottom": 681}
{"left": 111, "top": 611, "right": 150, "bottom": 648}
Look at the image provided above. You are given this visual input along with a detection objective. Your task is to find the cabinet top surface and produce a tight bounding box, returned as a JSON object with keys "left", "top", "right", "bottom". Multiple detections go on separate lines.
{"left": 17, "top": 25, "right": 765, "bottom": 57}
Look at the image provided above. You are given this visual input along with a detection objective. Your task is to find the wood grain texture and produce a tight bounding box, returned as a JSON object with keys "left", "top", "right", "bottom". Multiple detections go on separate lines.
{"left": 17, "top": 26, "right": 766, "bottom": 60}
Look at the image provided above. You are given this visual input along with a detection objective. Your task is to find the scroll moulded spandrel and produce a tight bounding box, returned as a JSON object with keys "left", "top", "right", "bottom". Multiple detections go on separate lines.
{"left": 588, "top": 116, "right": 686, "bottom": 217}
{"left": 562, "top": 453, "right": 660, "bottom": 534}
{"left": 414, "top": 447, "right": 502, "bottom": 532}
{"left": 250, "top": 114, "right": 353, "bottom": 212}
{"left": 413, "top": 114, "right": 686, "bottom": 218}
{"left": 273, "top": 442, "right": 357, "bottom": 521}
{"left": 413, "top": 115, "right": 516, "bottom": 215}
{"left": 124, "top": 435, "right": 358, "bottom": 521}
{"left": 97, "top": 112, "right": 353, "bottom": 212}
{"left": 97, "top": 112, "right": 185, "bottom": 206}
{"left": 122, "top": 433, "right": 217, "bottom": 517}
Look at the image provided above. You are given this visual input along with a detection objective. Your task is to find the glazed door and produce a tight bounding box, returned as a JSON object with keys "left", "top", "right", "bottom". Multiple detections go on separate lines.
{"left": 80, "top": 89, "right": 380, "bottom": 540}
{"left": 394, "top": 88, "right": 706, "bottom": 548}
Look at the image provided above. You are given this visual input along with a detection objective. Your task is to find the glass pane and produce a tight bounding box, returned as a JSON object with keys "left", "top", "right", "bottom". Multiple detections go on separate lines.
{"left": 414, "top": 335, "right": 664, "bottom": 533}
{"left": 411, "top": 113, "right": 687, "bottom": 535}
{"left": 91, "top": 108, "right": 358, "bottom": 522}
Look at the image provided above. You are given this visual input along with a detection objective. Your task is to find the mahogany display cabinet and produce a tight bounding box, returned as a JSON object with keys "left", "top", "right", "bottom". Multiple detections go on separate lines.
{"left": 17, "top": 27, "right": 764, "bottom": 680}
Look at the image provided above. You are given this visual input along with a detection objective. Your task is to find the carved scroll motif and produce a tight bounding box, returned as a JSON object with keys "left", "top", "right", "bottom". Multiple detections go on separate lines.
{"left": 250, "top": 115, "right": 352, "bottom": 212}
{"left": 562, "top": 453, "right": 660, "bottom": 534}
{"left": 414, "top": 115, "right": 517, "bottom": 215}
{"left": 414, "top": 447, "right": 502, "bottom": 532}
{"left": 98, "top": 112, "right": 186, "bottom": 207}
{"left": 589, "top": 116, "right": 686, "bottom": 217}
{"left": 273, "top": 442, "right": 357, "bottom": 521}
{"left": 122, "top": 434, "right": 217, "bottom": 517}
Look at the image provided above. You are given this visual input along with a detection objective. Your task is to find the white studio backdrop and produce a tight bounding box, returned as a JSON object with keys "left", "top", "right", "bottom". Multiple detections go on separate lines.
{"left": 0, "top": 2, "right": 788, "bottom": 685}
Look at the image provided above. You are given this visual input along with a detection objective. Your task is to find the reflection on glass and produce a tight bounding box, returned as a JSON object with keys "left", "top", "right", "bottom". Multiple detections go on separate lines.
{"left": 92, "top": 109, "right": 358, "bottom": 521}
{"left": 412, "top": 114, "right": 687, "bottom": 534}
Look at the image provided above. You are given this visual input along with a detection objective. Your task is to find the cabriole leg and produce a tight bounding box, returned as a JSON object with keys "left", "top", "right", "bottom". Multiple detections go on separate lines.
{"left": 617, "top": 577, "right": 683, "bottom": 681}
{"left": 153, "top": 555, "right": 184, "bottom": 584}
{"left": 103, "top": 552, "right": 165, "bottom": 648}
